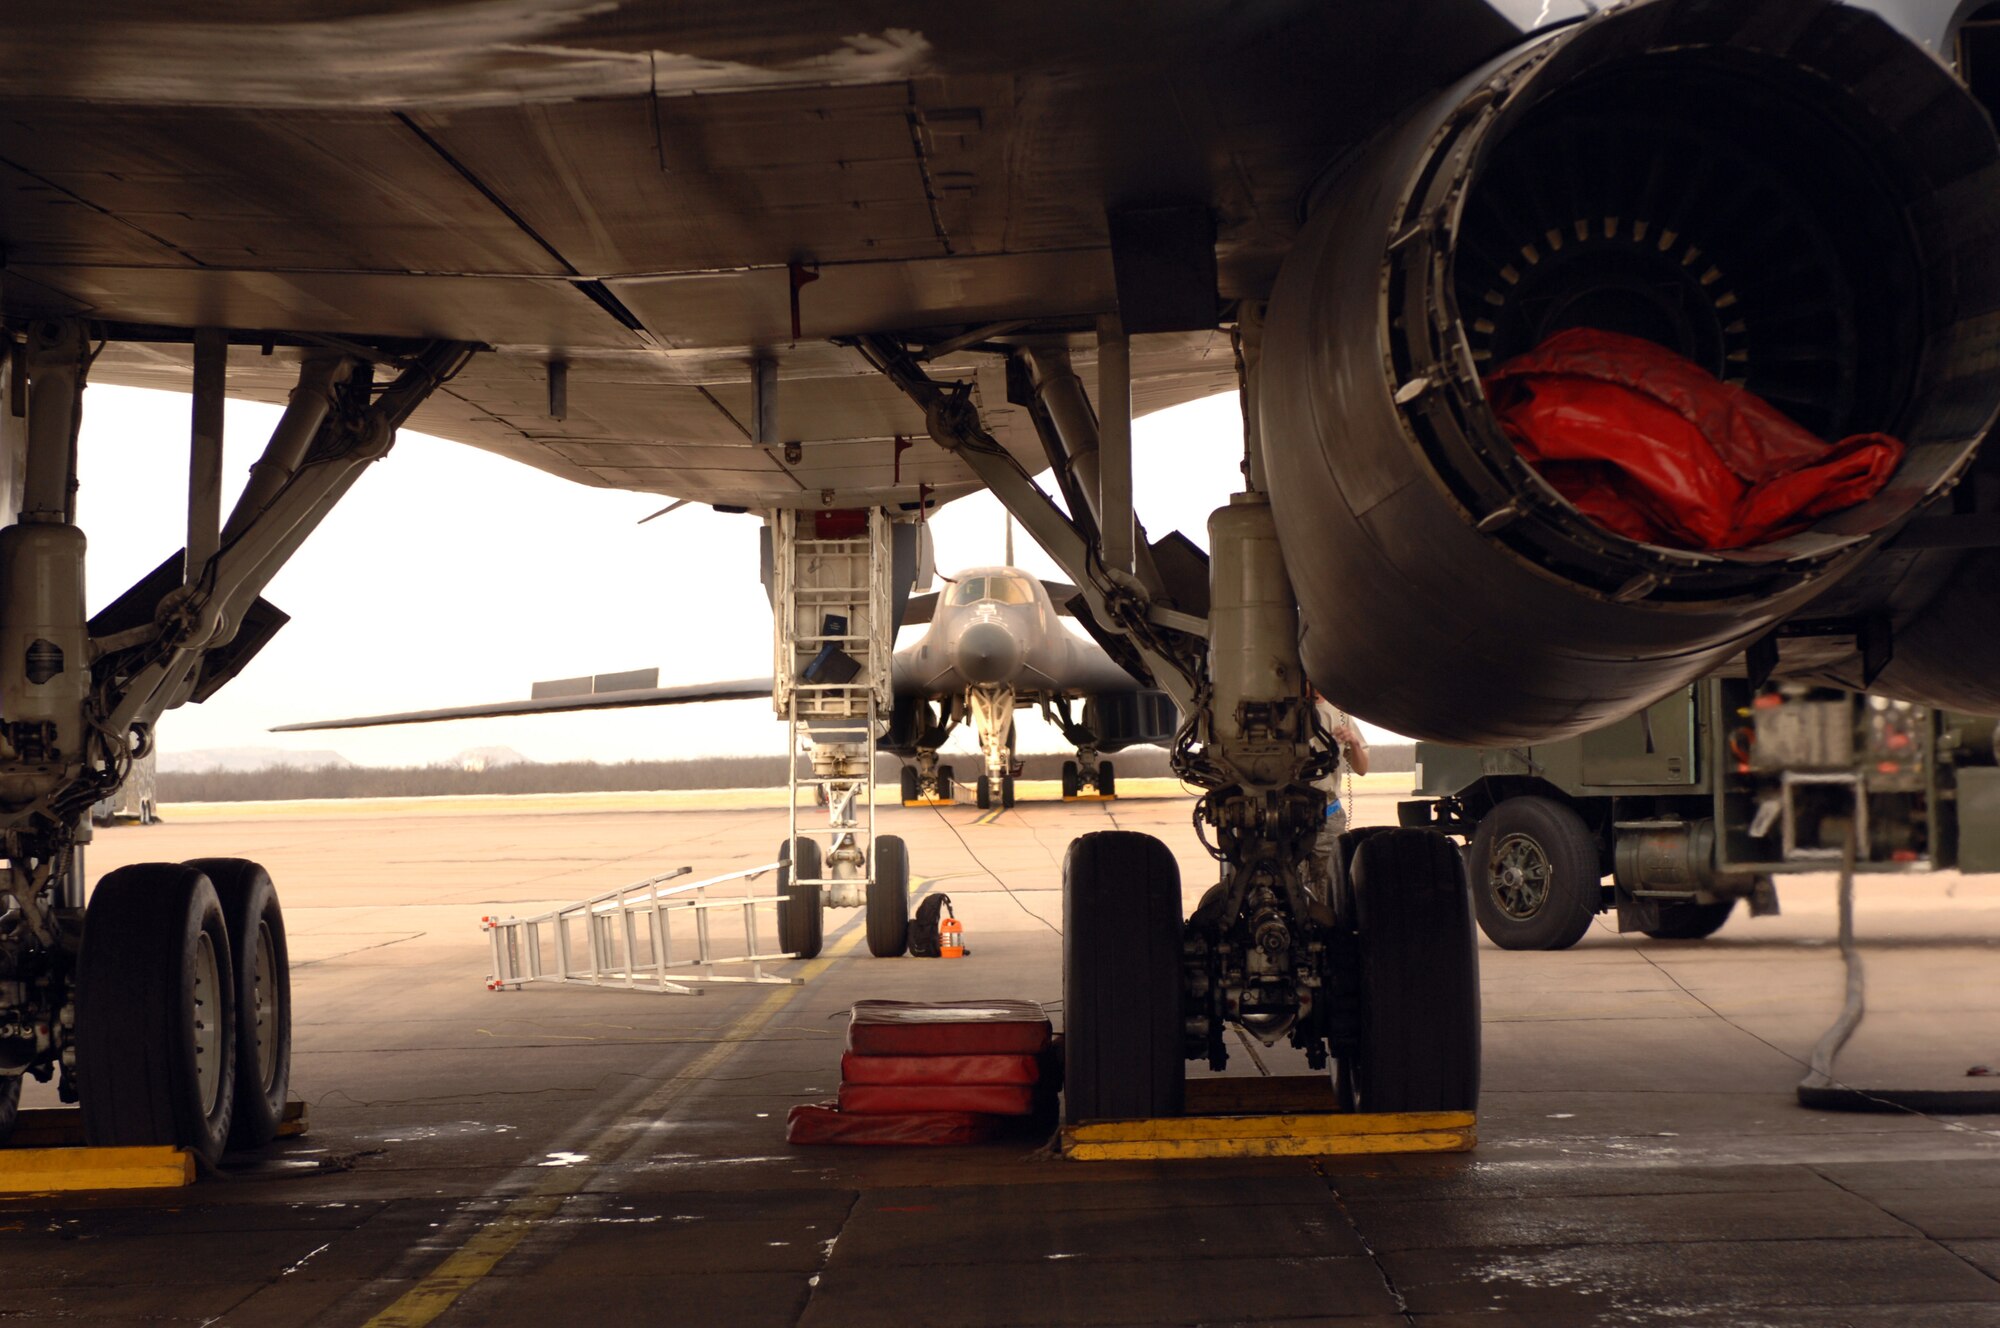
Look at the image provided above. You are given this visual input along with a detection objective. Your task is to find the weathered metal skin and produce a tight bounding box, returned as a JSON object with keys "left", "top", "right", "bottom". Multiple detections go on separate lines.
{"left": 1260, "top": 0, "right": 2000, "bottom": 745}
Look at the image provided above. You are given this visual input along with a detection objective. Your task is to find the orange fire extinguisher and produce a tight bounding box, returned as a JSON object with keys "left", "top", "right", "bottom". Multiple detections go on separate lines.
{"left": 939, "top": 905, "right": 965, "bottom": 958}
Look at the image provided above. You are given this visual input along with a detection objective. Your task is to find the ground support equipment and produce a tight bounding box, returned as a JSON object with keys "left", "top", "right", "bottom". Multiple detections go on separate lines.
{"left": 771, "top": 506, "right": 910, "bottom": 957}
{"left": 1796, "top": 845, "right": 2000, "bottom": 1113}
{"left": 1059, "top": 1075, "right": 1473, "bottom": 1160}
{"left": 483, "top": 865, "right": 803, "bottom": 995}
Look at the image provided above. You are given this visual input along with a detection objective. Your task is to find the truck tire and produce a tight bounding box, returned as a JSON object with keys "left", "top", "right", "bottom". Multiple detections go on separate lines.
{"left": 1469, "top": 796, "right": 1600, "bottom": 951}
{"left": 1642, "top": 899, "right": 1734, "bottom": 940}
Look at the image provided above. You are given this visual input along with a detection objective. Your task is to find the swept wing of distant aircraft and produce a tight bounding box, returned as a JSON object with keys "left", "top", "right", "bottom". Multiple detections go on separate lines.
{"left": 275, "top": 565, "right": 1178, "bottom": 809}
{"left": 2, "top": 0, "right": 1998, "bottom": 1166}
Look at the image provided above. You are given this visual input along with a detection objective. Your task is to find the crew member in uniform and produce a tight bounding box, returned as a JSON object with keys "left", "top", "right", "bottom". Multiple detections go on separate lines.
{"left": 1310, "top": 686, "right": 1369, "bottom": 882}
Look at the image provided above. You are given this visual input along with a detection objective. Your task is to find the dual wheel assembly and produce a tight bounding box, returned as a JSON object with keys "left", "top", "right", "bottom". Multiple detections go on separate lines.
{"left": 1468, "top": 796, "right": 1733, "bottom": 950}
{"left": 975, "top": 773, "right": 1014, "bottom": 810}
{"left": 1059, "top": 760, "right": 1115, "bottom": 799}
{"left": 773, "top": 835, "right": 912, "bottom": 960}
{"left": 1061, "top": 827, "right": 1481, "bottom": 1124}
{"left": 898, "top": 763, "right": 955, "bottom": 803}
{"left": 70, "top": 858, "right": 291, "bottom": 1168}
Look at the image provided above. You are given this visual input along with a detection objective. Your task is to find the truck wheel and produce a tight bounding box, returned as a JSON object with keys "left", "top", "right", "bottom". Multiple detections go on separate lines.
{"left": 1063, "top": 831, "right": 1185, "bottom": 1124}
{"left": 1642, "top": 899, "right": 1734, "bottom": 940}
{"left": 1349, "top": 829, "right": 1481, "bottom": 1113}
{"left": 867, "top": 835, "right": 910, "bottom": 957}
{"left": 1469, "top": 796, "right": 1600, "bottom": 951}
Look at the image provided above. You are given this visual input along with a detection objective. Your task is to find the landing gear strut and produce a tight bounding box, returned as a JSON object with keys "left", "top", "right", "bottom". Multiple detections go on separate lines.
{"left": 862, "top": 327, "right": 1480, "bottom": 1121}
{"left": 0, "top": 319, "right": 471, "bottom": 1159}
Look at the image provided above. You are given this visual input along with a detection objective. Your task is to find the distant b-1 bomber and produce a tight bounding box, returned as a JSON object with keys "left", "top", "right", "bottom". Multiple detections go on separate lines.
{"left": 275, "top": 563, "right": 1176, "bottom": 810}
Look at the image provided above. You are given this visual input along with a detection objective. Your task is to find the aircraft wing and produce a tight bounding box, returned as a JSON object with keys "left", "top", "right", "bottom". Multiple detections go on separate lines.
{"left": 0, "top": 3, "right": 1525, "bottom": 513}
{"left": 273, "top": 677, "right": 773, "bottom": 732}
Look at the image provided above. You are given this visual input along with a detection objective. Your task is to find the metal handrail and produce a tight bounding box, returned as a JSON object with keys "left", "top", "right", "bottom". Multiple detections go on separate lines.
{"left": 482, "top": 859, "right": 803, "bottom": 995}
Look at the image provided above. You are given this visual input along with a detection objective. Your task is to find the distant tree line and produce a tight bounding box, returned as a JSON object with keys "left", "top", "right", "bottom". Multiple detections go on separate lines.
{"left": 157, "top": 744, "right": 1414, "bottom": 802}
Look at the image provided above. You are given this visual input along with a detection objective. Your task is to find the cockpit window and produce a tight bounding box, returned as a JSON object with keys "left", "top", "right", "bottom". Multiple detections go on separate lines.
{"left": 948, "top": 575, "right": 1034, "bottom": 607}
{"left": 986, "top": 576, "right": 1035, "bottom": 606}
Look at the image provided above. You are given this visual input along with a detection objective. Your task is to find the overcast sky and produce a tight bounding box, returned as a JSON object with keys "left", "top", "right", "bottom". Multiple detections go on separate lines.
{"left": 74, "top": 383, "right": 1399, "bottom": 768}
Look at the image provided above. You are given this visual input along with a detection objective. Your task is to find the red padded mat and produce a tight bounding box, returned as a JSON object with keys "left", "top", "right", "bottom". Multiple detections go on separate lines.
{"left": 845, "top": 1000, "right": 1051, "bottom": 1056}
{"left": 785, "top": 1102, "right": 1002, "bottom": 1146}
{"left": 839, "top": 1052, "right": 1042, "bottom": 1086}
{"left": 837, "top": 1082, "right": 1039, "bottom": 1116}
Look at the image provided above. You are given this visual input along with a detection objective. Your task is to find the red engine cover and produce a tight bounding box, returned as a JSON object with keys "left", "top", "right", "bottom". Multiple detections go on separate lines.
{"left": 1486, "top": 328, "right": 1904, "bottom": 551}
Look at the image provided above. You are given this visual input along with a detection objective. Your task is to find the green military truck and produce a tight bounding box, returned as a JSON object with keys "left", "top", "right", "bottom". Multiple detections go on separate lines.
{"left": 1399, "top": 678, "right": 2000, "bottom": 949}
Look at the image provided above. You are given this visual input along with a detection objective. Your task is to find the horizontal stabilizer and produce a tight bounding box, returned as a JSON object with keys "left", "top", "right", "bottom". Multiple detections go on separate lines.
{"left": 273, "top": 677, "right": 774, "bottom": 732}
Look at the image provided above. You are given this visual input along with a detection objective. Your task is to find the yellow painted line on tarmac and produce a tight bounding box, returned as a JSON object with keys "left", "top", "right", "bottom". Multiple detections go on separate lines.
{"left": 973, "top": 809, "right": 1004, "bottom": 826}
{"left": 364, "top": 920, "right": 869, "bottom": 1328}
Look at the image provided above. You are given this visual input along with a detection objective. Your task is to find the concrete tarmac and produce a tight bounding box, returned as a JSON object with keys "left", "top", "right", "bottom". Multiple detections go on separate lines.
{"left": 4, "top": 778, "right": 1998, "bottom": 1326}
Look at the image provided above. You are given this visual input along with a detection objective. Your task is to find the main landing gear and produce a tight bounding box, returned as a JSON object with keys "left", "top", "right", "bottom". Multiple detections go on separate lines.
{"left": 861, "top": 330, "right": 1480, "bottom": 1125}
{"left": 0, "top": 318, "right": 470, "bottom": 1159}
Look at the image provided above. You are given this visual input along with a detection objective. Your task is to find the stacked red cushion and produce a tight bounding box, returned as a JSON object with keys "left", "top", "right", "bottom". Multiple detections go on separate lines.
{"left": 787, "top": 1000, "right": 1055, "bottom": 1145}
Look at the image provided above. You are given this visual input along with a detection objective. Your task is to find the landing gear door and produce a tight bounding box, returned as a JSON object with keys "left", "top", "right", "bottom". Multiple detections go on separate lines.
{"left": 1580, "top": 686, "right": 1698, "bottom": 786}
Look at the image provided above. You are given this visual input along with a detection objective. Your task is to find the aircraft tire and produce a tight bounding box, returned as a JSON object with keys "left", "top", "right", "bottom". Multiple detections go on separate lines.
{"left": 938, "top": 766, "right": 955, "bottom": 800}
{"left": 0, "top": 1072, "right": 18, "bottom": 1146}
{"left": 1098, "top": 761, "right": 1115, "bottom": 798}
{"left": 976, "top": 776, "right": 992, "bottom": 810}
{"left": 1349, "top": 829, "right": 1480, "bottom": 1114}
{"left": 1001, "top": 776, "right": 1015, "bottom": 809}
{"left": 868, "top": 835, "right": 911, "bottom": 957}
{"left": 1468, "top": 796, "right": 1600, "bottom": 951}
{"left": 1061, "top": 760, "right": 1080, "bottom": 798}
{"left": 900, "top": 766, "right": 920, "bottom": 803}
{"left": 77, "top": 864, "right": 238, "bottom": 1168}
{"left": 1062, "top": 830, "right": 1184, "bottom": 1124}
{"left": 185, "top": 858, "right": 291, "bottom": 1149}
{"left": 776, "top": 838, "right": 824, "bottom": 959}
{"left": 1641, "top": 899, "right": 1734, "bottom": 941}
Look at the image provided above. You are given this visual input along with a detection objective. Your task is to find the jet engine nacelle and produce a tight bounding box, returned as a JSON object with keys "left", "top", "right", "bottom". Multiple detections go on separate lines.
{"left": 1260, "top": 0, "right": 2000, "bottom": 745}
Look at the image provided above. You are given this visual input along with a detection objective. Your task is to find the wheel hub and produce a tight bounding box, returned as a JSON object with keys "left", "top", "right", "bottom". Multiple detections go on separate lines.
{"left": 1488, "top": 833, "right": 1552, "bottom": 920}
{"left": 190, "top": 930, "right": 223, "bottom": 1116}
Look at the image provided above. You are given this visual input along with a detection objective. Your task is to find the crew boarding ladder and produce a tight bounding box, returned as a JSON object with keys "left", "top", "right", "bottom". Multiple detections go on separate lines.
{"left": 772, "top": 507, "right": 894, "bottom": 910}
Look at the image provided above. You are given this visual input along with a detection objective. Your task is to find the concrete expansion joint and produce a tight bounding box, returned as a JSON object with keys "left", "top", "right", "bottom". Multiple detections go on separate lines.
{"left": 1312, "top": 1159, "right": 1414, "bottom": 1324}
{"left": 795, "top": 1189, "right": 862, "bottom": 1324}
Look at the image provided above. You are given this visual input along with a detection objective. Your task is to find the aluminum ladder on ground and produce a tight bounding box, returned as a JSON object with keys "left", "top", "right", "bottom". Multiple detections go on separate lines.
{"left": 482, "top": 863, "right": 804, "bottom": 995}
{"left": 771, "top": 507, "right": 894, "bottom": 908}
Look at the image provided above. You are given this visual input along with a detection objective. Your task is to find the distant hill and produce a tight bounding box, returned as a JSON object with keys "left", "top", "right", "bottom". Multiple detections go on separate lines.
{"left": 160, "top": 747, "right": 355, "bottom": 774}
{"left": 455, "top": 746, "right": 529, "bottom": 770}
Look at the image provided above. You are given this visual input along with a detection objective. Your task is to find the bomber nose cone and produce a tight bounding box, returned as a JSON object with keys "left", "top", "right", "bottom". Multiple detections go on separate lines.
{"left": 954, "top": 621, "right": 1020, "bottom": 684}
